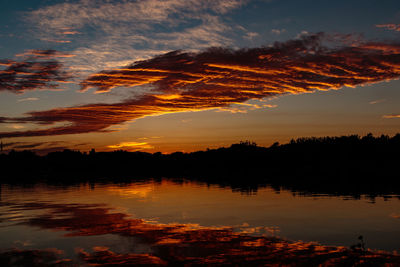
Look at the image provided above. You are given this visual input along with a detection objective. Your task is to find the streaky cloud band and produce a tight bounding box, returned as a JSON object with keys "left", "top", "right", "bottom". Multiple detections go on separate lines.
{"left": 1, "top": 33, "right": 400, "bottom": 138}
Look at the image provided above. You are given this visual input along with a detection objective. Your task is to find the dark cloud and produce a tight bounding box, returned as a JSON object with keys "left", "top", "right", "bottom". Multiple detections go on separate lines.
{"left": 0, "top": 140, "right": 87, "bottom": 155}
{"left": 1, "top": 142, "right": 21, "bottom": 148}
{"left": 11, "top": 142, "right": 49, "bottom": 149}
{"left": 0, "top": 50, "right": 73, "bottom": 94}
{"left": 1, "top": 33, "right": 400, "bottom": 138}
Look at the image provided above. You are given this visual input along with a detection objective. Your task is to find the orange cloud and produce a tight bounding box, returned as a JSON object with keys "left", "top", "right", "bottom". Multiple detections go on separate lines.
{"left": 6, "top": 124, "right": 25, "bottom": 129}
{"left": 17, "top": 97, "right": 39, "bottom": 102}
{"left": 15, "top": 49, "right": 75, "bottom": 58}
{"left": 390, "top": 213, "right": 400, "bottom": 219}
{"left": 42, "top": 39, "right": 72, "bottom": 43}
{"left": 2, "top": 33, "right": 400, "bottom": 137}
{"left": 60, "top": 31, "right": 80, "bottom": 35}
{"left": 383, "top": 114, "right": 400, "bottom": 119}
{"left": 369, "top": 99, "right": 385, "bottom": 105}
{"left": 107, "top": 141, "right": 154, "bottom": 151}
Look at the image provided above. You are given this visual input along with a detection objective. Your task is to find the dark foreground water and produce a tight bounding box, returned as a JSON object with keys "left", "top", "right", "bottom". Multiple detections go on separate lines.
{"left": 0, "top": 179, "right": 400, "bottom": 265}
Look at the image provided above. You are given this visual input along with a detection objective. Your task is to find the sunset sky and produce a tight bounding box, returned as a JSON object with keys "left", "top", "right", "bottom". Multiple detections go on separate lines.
{"left": 1, "top": 0, "right": 400, "bottom": 153}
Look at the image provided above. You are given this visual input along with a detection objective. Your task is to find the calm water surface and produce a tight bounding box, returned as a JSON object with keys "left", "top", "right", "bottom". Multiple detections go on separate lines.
{"left": 0, "top": 179, "right": 400, "bottom": 263}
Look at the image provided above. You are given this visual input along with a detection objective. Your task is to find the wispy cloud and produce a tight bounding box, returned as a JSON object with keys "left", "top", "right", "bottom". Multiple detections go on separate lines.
{"left": 6, "top": 124, "right": 25, "bottom": 130}
{"left": 218, "top": 101, "right": 277, "bottom": 113}
{"left": 382, "top": 114, "right": 400, "bottom": 119}
{"left": 17, "top": 97, "right": 39, "bottom": 102}
{"left": 15, "top": 50, "right": 75, "bottom": 59}
{"left": 376, "top": 24, "right": 400, "bottom": 32}
{"left": 2, "top": 33, "right": 400, "bottom": 138}
{"left": 0, "top": 50, "right": 73, "bottom": 94}
{"left": 27, "top": 0, "right": 246, "bottom": 76}
{"left": 369, "top": 99, "right": 386, "bottom": 105}
{"left": 243, "top": 32, "right": 259, "bottom": 40}
{"left": 390, "top": 213, "right": 400, "bottom": 219}
{"left": 271, "top": 29, "right": 286, "bottom": 35}
{"left": 60, "top": 31, "right": 80, "bottom": 35}
{"left": 107, "top": 141, "right": 154, "bottom": 151}
{"left": 42, "top": 39, "right": 71, "bottom": 43}
{"left": 28, "top": 0, "right": 245, "bottom": 31}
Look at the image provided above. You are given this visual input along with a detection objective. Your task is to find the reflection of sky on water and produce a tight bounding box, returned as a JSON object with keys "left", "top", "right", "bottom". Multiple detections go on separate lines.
{"left": 1, "top": 179, "right": 400, "bottom": 264}
{"left": 1, "top": 200, "right": 400, "bottom": 266}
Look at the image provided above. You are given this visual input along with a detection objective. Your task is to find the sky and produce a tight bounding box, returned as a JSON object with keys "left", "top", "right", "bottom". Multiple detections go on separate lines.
{"left": 1, "top": 0, "right": 400, "bottom": 154}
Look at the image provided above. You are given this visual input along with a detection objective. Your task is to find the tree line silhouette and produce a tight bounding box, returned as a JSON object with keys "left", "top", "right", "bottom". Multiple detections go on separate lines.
{"left": 1, "top": 133, "right": 400, "bottom": 198}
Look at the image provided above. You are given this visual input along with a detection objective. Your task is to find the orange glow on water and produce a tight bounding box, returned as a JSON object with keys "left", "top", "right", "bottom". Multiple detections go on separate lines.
{"left": 1, "top": 191, "right": 399, "bottom": 266}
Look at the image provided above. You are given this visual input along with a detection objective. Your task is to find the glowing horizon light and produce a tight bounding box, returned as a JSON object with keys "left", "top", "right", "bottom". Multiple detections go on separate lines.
{"left": 382, "top": 114, "right": 400, "bottom": 119}
{"left": 107, "top": 141, "right": 154, "bottom": 150}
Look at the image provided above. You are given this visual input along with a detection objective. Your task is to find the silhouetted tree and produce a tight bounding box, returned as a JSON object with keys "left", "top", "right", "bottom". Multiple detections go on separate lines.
{"left": 1, "top": 133, "right": 400, "bottom": 199}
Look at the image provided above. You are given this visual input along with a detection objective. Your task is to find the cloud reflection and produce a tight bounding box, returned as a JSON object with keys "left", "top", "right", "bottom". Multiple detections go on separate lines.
{"left": 3, "top": 202, "right": 398, "bottom": 266}
{"left": 0, "top": 248, "right": 71, "bottom": 266}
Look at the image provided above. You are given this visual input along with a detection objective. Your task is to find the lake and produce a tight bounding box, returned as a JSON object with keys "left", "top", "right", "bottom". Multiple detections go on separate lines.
{"left": 0, "top": 179, "right": 399, "bottom": 265}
